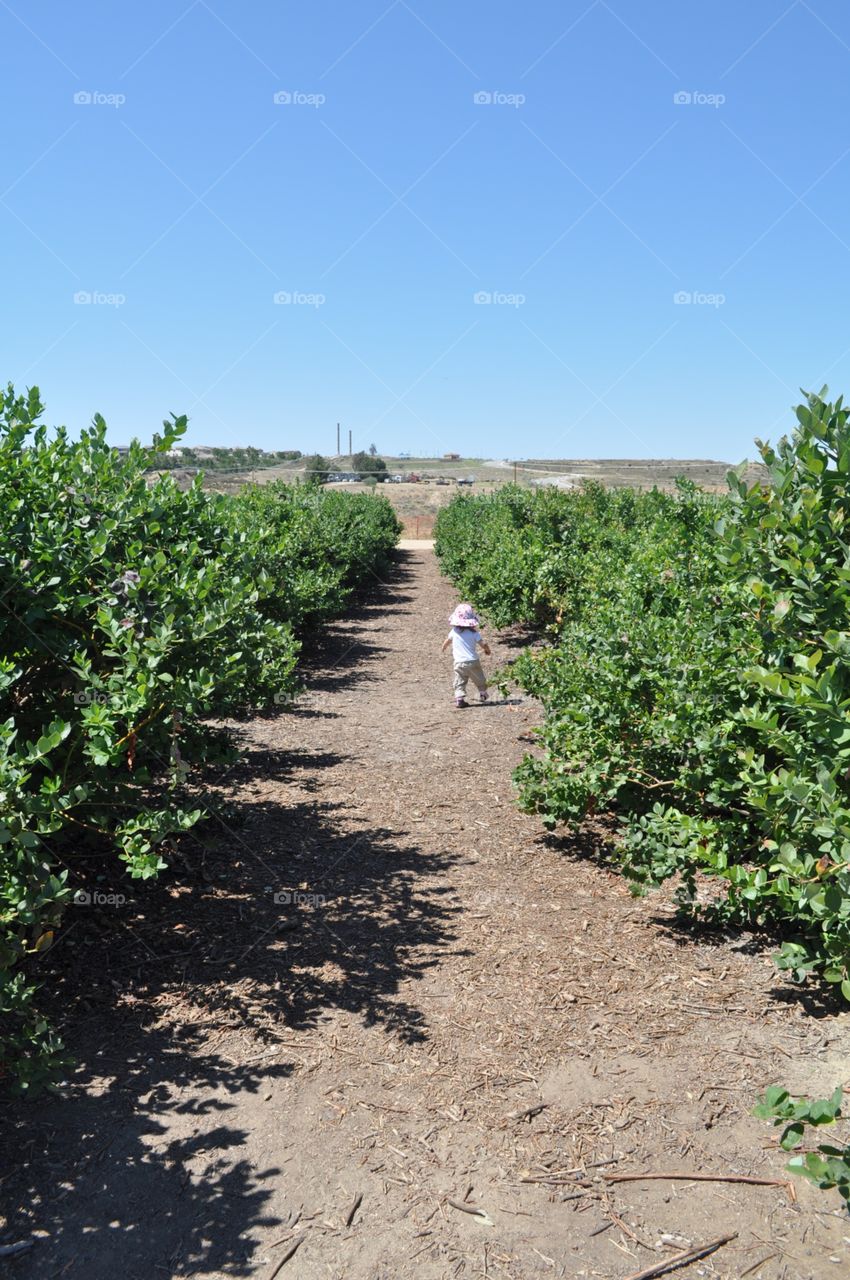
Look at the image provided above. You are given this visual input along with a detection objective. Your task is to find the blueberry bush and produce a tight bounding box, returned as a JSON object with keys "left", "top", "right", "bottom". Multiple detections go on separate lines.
{"left": 0, "top": 384, "right": 399, "bottom": 1091}
{"left": 436, "top": 390, "right": 850, "bottom": 1003}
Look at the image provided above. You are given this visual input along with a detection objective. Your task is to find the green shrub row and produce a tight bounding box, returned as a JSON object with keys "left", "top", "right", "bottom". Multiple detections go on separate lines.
{"left": 435, "top": 390, "right": 850, "bottom": 1003}
{"left": 0, "top": 384, "right": 400, "bottom": 1092}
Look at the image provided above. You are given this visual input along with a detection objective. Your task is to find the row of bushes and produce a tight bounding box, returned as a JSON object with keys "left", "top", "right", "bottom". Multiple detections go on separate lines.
{"left": 435, "top": 390, "right": 850, "bottom": 1003}
{"left": 0, "top": 384, "right": 400, "bottom": 1091}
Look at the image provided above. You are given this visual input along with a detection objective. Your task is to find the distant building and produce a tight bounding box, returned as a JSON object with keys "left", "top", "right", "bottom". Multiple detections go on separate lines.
{"left": 443, "top": 452, "right": 460, "bottom": 460}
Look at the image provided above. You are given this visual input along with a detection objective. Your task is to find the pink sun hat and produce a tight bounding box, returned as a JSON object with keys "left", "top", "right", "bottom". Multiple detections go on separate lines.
{"left": 449, "top": 602, "right": 480, "bottom": 629}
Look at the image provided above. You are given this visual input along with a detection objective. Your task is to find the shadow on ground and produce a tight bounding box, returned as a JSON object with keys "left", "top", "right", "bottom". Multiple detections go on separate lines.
{"left": 2, "top": 1026, "right": 291, "bottom": 1277}
{"left": 1, "top": 796, "right": 462, "bottom": 1277}
{"left": 652, "top": 912, "right": 846, "bottom": 1018}
{"left": 541, "top": 822, "right": 835, "bottom": 1017}
{"left": 462, "top": 697, "right": 526, "bottom": 709}
{"left": 491, "top": 623, "right": 542, "bottom": 651}
{"left": 0, "top": 549, "right": 463, "bottom": 1277}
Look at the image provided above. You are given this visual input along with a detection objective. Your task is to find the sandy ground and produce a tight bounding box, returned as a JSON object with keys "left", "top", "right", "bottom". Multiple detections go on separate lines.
{"left": 2, "top": 547, "right": 849, "bottom": 1279}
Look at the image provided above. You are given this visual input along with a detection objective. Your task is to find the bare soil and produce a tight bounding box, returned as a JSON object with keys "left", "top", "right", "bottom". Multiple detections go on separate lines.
{"left": 2, "top": 546, "right": 849, "bottom": 1279}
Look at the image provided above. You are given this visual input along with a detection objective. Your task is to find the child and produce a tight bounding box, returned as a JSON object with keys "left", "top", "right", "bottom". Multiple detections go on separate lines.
{"left": 441, "top": 602, "right": 492, "bottom": 708}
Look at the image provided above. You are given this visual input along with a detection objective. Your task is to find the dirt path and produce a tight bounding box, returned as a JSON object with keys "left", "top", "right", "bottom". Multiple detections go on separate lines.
{"left": 3, "top": 547, "right": 850, "bottom": 1278}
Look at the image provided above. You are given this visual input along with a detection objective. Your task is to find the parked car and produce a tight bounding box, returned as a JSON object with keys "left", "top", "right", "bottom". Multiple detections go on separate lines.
{"left": 456, "top": 476, "right": 474, "bottom": 487}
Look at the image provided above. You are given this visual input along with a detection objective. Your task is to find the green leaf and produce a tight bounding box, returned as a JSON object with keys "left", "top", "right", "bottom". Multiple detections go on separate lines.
{"left": 780, "top": 1122, "right": 805, "bottom": 1150}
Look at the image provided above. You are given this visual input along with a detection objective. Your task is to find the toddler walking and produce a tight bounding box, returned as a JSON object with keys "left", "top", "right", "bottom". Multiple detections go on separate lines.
{"left": 441, "top": 602, "right": 491, "bottom": 708}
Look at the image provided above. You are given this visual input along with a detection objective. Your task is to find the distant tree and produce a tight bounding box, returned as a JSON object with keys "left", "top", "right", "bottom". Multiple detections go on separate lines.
{"left": 368, "top": 443, "right": 377, "bottom": 456}
{"left": 303, "top": 453, "right": 336, "bottom": 484}
{"left": 352, "top": 449, "right": 387, "bottom": 480}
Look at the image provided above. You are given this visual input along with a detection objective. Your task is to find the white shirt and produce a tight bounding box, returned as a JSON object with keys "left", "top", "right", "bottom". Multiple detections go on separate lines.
{"left": 450, "top": 626, "right": 483, "bottom": 663}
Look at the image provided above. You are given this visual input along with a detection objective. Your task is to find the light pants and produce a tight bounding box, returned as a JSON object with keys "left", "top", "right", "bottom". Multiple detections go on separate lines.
{"left": 453, "top": 659, "right": 487, "bottom": 700}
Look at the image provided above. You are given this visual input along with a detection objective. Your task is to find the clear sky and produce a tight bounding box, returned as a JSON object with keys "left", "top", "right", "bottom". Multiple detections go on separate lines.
{"left": 3, "top": 1, "right": 850, "bottom": 461}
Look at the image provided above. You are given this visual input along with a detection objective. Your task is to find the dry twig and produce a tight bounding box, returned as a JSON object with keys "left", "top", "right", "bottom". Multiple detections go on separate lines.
{"left": 267, "top": 1233, "right": 306, "bottom": 1277}
{"left": 605, "top": 1171, "right": 791, "bottom": 1191}
{"left": 620, "top": 1232, "right": 737, "bottom": 1280}
{"left": 506, "top": 1103, "right": 548, "bottom": 1122}
{"left": 345, "top": 1191, "right": 363, "bottom": 1228}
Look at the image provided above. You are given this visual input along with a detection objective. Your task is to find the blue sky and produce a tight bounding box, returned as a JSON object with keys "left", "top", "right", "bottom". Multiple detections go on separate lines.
{"left": 3, "top": 1, "right": 850, "bottom": 461}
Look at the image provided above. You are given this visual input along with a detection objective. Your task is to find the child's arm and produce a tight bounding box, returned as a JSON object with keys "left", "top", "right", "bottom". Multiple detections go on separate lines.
{"left": 441, "top": 632, "right": 452, "bottom": 653}
{"left": 480, "top": 635, "right": 492, "bottom": 656}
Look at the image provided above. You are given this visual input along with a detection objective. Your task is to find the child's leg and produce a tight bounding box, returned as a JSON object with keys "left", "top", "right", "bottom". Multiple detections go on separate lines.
{"left": 468, "top": 660, "right": 488, "bottom": 698}
{"left": 453, "top": 662, "right": 469, "bottom": 703}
